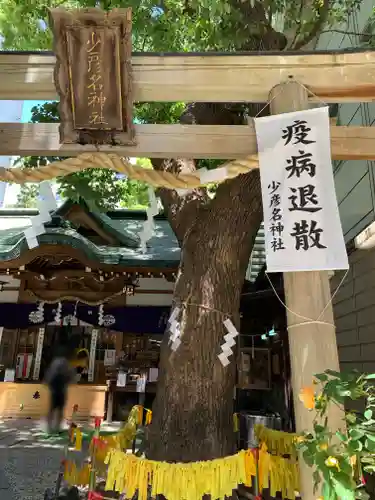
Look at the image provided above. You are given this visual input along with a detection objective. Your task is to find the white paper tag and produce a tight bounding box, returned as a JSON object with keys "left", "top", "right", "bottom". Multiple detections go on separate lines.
{"left": 4, "top": 368, "right": 15, "bottom": 382}
{"left": 147, "top": 188, "right": 159, "bottom": 217}
{"left": 170, "top": 331, "right": 181, "bottom": 343}
{"left": 117, "top": 371, "right": 127, "bottom": 387}
{"left": 170, "top": 337, "right": 182, "bottom": 351}
{"left": 32, "top": 214, "right": 48, "bottom": 227}
{"left": 223, "top": 334, "right": 237, "bottom": 347}
{"left": 36, "top": 199, "right": 52, "bottom": 224}
{"left": 24, "top": 225, "right": 45, "bottom": 239}
{"left": 218, "top": 352, "right": 230, "bottom": 367}
{"left": 221, "top": 345, "right": 234, "bottom": 356}
{"left": 32, "top": 327, "right": 45, "bottom": 380}
{"left": 104, "top": 349, "right": 116, "bottom": 366}
{"left": 176, "top": 189, "right": 191, "bottom": 197}
{"left": 26, "top": 237, "right": 39, "bottom": 249}
{"left": 168, "top": 307, "right": 180, "bottom": 324}
{"left": 199, "top": 167, "right": 228, "bottom": 184}
{"left": 169, "top": 321, "right": 181, "bottom": 340}
{"left": 39, "top": 181, "right": 57, "bottom": 211}
{"left": 88, "top": 329, "right": 98, "bottom": 382}
{"left": 223, "top": 318, "right": 239, "bottom": 337}
{"left": 149, "top": 368, "right": 158, "bottom": 382}
{"left": 136, "top": 375, "right": 147, "bottom": 393}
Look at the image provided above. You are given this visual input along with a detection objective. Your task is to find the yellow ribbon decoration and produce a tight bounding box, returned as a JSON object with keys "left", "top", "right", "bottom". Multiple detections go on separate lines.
{"left": 104, "top": 446, "right": 299, "bottom": 500}
{"left": 74, "top": 429, "right": 82, "bottom": 451}
{"left": 65, "top": 418, "right": 300, "bottom": 499}
{"left": 69, "top": 427, "right": 83, "bottom": 451}
{"left": 136, "top": 405, "right": 144, "bottom": 425}
{"left": 145, "top": 409, "right": 152, "bottom": 425}
{"left": 105, "top": 449, "right": 252, "bottom": 500}
{"left": 64, "top": 461, "right": 91, "bottom": 486}
{"left": 254, "top": 424, "right": 297, "bottom": 457}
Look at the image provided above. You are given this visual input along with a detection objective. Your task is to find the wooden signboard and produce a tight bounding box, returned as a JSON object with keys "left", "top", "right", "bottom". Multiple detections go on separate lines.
{"left": 49, "top": 8, "right": 135, "bottom": 146}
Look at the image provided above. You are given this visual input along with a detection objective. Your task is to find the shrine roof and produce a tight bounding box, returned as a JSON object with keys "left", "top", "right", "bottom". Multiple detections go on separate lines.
{"left": 0, "top": 200, "right": 266, "bottom": 280}
{"left": 0, "top": 203, "right": 180, "bottom": 268}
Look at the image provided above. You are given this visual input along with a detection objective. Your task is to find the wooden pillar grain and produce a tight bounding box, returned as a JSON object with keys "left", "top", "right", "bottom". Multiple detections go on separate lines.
{"left": 270, "top": 82, "right": 345, "bottom": 500}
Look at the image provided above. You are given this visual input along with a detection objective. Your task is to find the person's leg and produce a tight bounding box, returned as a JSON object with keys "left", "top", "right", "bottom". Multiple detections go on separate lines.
{"left": 55, "top": 389, "right": 67, "bottom": 432}
{"left": 56, "top": 406, "right": 64, "bottom": 433}
{"left": 47, "top": 387, "right": 57, "bottom": 433}
{"left": 47, "top": 408, "right": 55, "bottom": 433}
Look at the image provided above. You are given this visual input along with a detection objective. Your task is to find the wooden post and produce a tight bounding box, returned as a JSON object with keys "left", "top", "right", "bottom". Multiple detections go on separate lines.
{"left": 270, "top": 82, "right": 345, "bottom": 500}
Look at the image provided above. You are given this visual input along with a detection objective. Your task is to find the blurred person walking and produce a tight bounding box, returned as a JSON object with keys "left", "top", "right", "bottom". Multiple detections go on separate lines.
{"left": 44, "top": 346, "right": 76, "bottom": 433}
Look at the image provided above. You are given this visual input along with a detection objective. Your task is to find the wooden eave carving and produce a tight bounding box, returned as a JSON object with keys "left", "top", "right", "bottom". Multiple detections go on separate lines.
{"left": 48, "top": 7, "right": 135, "bottom": 146}
{"left": 63, "top": 203, "right": 119, "bottom": 245}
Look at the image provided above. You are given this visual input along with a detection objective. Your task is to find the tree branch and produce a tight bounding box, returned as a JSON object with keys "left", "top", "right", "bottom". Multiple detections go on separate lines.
{"left": 151, "top": 157, "right": 209, "bottom": 246}
{"left": 320, "top": 28, "right": 371, "bottom": 37}
{"left": 227, "top": 0, "right": 287, "bottom": 50}
{"left": 151, "top": 102, "right": 249, "bottom": 244}
{"left": 288, "top": 0, "right": 305, "bottom": 49}
{"left": 291, "top": 0, "right": 330, "bottom": 50}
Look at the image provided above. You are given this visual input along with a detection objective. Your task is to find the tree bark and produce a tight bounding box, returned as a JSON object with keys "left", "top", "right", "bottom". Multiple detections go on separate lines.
{"left": 148, "top": 169, "right": 263, "bottom": 462}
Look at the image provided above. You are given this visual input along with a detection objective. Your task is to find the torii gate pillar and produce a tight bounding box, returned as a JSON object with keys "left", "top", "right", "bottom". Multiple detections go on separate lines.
{"left": 270, "top": 82, "right": 345, "bottom": 500}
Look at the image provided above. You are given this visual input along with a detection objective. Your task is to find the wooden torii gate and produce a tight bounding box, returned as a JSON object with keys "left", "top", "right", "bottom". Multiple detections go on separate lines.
{"left": 0, "top": 45, "right": 375, "bottom": 499}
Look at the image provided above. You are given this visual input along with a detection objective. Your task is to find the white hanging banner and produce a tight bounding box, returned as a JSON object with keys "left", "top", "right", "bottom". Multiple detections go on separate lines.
{"left": 0, "top": 183, "right": 6, "bottom": 208}
{"left": 117, "top": 371, "right": 127, "bottom": 387}
{"left": 4, "top": 368, "right": 15, "bottom": 382}
{"left": 88, "top": 329, "right": 99, "bottom": 382}
{"left": 32, "top": 327, "right": 45, "bottom": 380}
{"left": 136, "top": 374, "right": 147, "bottom": 393}
{"left": 104, "top": 349, "right": 116, "bottom": 366}
{"left": 254, "top": 107, "right": 348, "bottom": 273}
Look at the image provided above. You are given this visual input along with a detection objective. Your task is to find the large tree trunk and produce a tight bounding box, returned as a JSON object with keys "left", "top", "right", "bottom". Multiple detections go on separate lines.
{"left": 146, "top": 5, "right": 288, "bottom": 463}
{"left": 148, "top": 169, "right": 263, "bottom": 462}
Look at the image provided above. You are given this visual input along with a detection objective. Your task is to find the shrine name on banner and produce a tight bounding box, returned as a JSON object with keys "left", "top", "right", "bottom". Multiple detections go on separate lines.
{"left": 254, "top": 107, "right": 349, "bottom": 273}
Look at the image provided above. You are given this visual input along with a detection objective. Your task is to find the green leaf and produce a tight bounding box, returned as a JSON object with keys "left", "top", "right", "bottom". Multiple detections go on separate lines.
{"left": 361, "top": 419, "right": 375, "bottom": 426}
{"left": 336, "top": 431, "right": 348, "bottom": 442}
{"left": 365, "top": 373, "right": 375, "bottom": 380}
{"left": 322, "top": 479, "right": 334, "bottom": 500}
{"left": 348, "top": 439, "right": 363, "bottom": 453}
{"left": 332, "top": 474, "right": 356, "bottom": 500}
{"left": 314, "top": 423, "right": 326, "bottom": 434}
{"left": 325, "top": 369, "right": 341, "bottom": 377}
{"left": 364, "top": 409, "right": 373, "bottom": 420}
{"left": 303, "top": 449, "right": 315, "bottom": 467}
{"left": 347, "top": 413, "right": 357, "bottom": 424}
{"left": 365, "top": 438, "right": 375, "bottom": 452}
{"left": 349, "top": 429, "right": 365, "bottom": 440}
{"left": 315, "top": 373, "right": 329, "bottom": 382}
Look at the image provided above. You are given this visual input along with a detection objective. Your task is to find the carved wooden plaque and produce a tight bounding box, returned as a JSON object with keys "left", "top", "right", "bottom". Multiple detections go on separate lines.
{"left": 49, "top": 8, "right": 135, "bottom": 146}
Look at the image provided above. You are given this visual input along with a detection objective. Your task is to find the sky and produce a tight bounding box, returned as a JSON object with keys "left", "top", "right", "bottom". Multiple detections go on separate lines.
{"left": 22, "top": 100, "right": 46, "bottom": 122}
{"left": 1, "top": 100, "right": 48, "bottom": 207}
